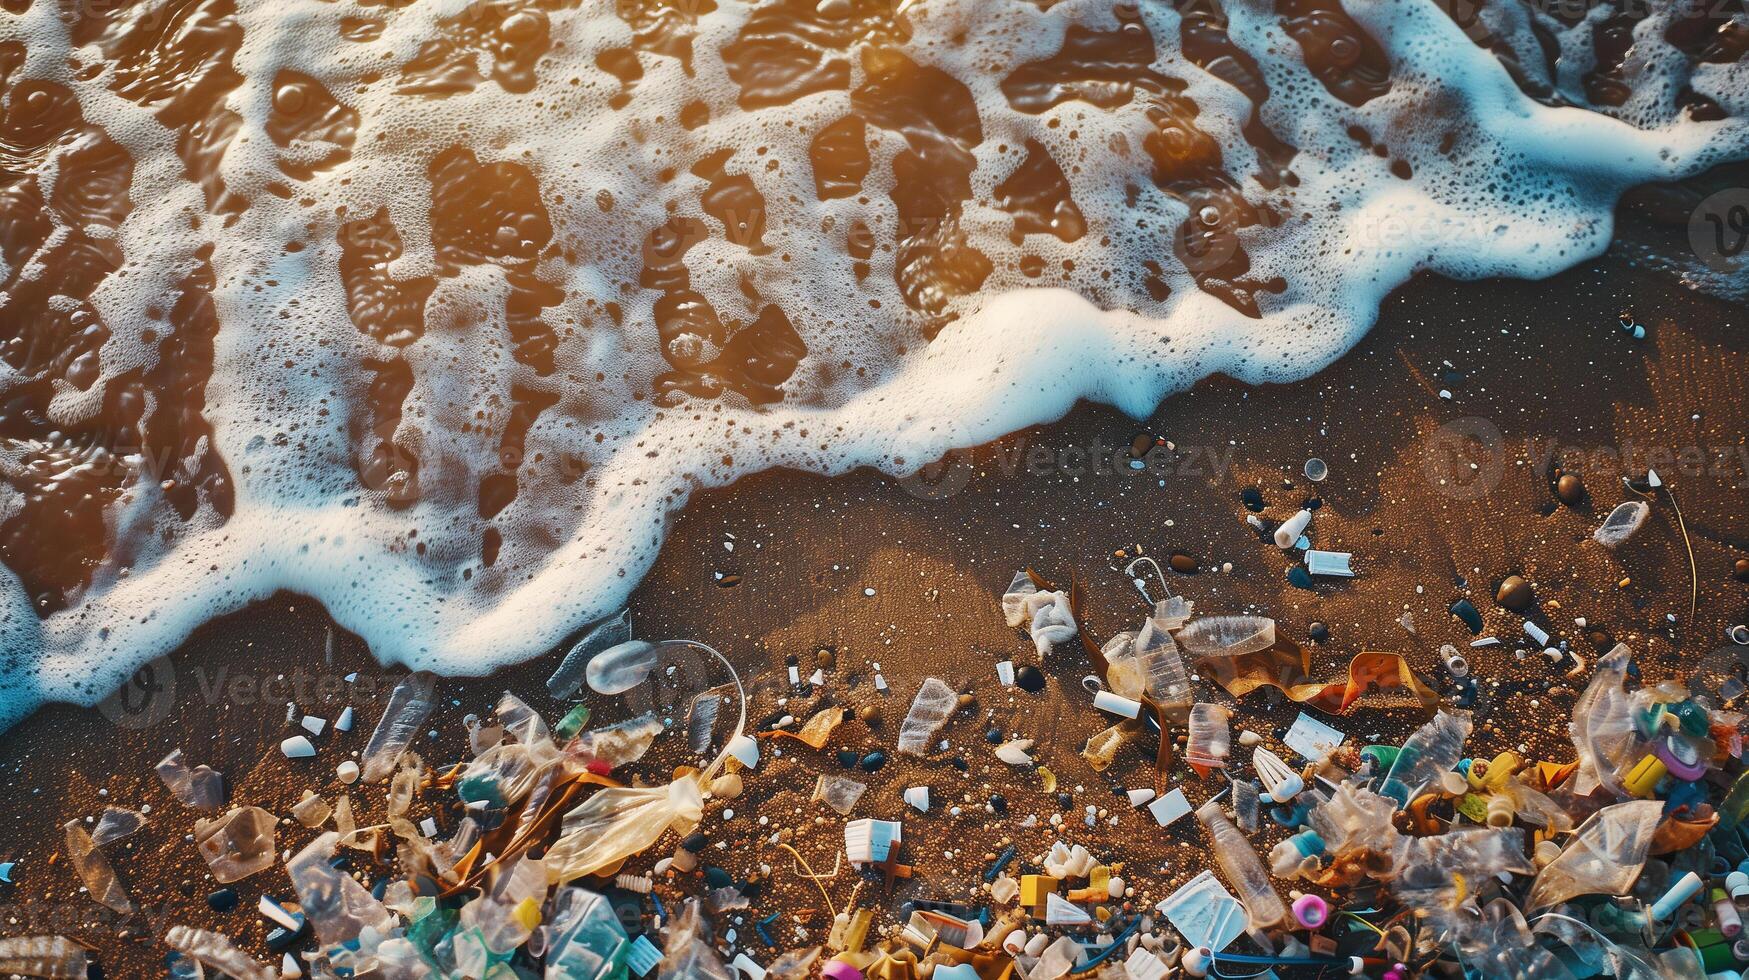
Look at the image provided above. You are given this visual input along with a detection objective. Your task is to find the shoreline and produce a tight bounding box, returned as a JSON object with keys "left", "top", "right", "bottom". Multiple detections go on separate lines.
{"left": 2, "top": 244, "right": 1746, "bottom": 972}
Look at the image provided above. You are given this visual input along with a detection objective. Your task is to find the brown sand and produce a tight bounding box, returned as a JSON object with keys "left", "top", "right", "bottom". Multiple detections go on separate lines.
{"left": 1, "top": 246, "right": 1745, "bottom": 973}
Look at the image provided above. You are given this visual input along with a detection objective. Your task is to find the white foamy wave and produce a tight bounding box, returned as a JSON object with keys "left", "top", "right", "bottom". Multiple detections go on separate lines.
{"left": 0, "top": 0, "right": 1744, "bottom": 726}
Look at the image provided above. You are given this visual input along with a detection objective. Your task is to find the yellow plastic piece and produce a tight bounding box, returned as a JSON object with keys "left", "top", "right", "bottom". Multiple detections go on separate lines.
{"left": 512, "top": 896, "right": 542, "bottom": 932}
{"left": 1020, "top": 874, "right": 1059, "bottom": 908}
{"left": 1623, "top": 755, "right": 1668, "bottom": 798}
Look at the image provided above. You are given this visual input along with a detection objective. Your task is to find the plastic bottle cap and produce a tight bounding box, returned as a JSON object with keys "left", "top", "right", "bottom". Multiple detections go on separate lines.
{"left": 1292, "top": 893, "right": 1329, "bottom": 928}
{"left": 1181, "top": 947, "right": 1212, "bottom": 978}
{"left": 1731, "top": 870, "right": 1749, "bottom": 899}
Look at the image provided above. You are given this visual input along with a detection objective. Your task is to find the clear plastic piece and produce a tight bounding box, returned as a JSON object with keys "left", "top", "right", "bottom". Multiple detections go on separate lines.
{"left": 897, "top": 677, "right": 957, "bottom": 754}
{"left": 547, "top": 609, "right": 632, "bottom": 699}
{"left": 1195, "top": 798, "right": 1287, "bottom": 930}
{"left": 1378, "top": 710, "right": 1472, "bottom": 806}
{"left": 1001, "top": 570, "right": 1077, "bottom": 655}
{"left": 361, "top": 671, "right": 439, "bottom": 783}
{"left": 1526, "top": 799, "right": 1664, "bottom": 910}
{"left": 62, "top": 821, "right": 130, "bottom": 915}
{"left": 544, "top": 886, "right": 630, "bottom": 979}
{"left": 585, "top": 639, "right": 661, "bottom": 696}
{"left": 155, "top": 749, "right": 225, "bottom": 810}
{"left": 1185, "top": 703, "right": 1232, "bottom": 775}
{"left": 1177, "top": 616, "right": 1276, "bottom": 658}
{"left": 194, "top": 807, "right": 278, "bottom": 884}
{"left": 811, "top": 774, "right": 868, "bottom": 815}
{"left": 163, "top": 926, "right": 274, "bottom": 980}
{"left": 1593, "top": 501, "right": 1649, "bottom": 549}
{"left": 90, "top": 807, "right": 146, "bottom": 847}
{"left": 0, "top": 936, "right": 88, "bottom": 979}
{"left": 285, "top": 831, "right": 400, "bottom": 967}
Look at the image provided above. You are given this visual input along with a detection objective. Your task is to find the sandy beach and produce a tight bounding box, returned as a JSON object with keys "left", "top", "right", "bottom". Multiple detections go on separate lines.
{"left": 2, "top": 231, "right": 1744, "bottom": 973}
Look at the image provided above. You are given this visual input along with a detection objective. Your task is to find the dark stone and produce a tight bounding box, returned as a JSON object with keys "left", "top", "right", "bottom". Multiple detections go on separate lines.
{"left": 1168, "top": 553, "right": 1199, "bottom": 574}
{"left": 1286, "top": 566, "right": 1314, "bottom": 590}
{"left": 1241, "top": 487, "right": 1266, "bottom": 512}
{"left": 1496, "top": 575, "right": 1534, "bottom": 611}
{"left": 1556, "top": 473, "right": 1586, "bottom": 506}
{"left": 1735, "top": 558, "right": 1749, "bottom": 582}
{"left": 1057, "top": 793, "right": 1073, "bottom": 810}
{"left": 985, "top": 729, "right": 1003, "bottom": 744}
{"left": 861, "top": 751, "right": 888, "bottom": 772}
{"left": 1129, "top": 433, "right": 1156, "bottom": 459}
{"left": 704, "top": 866, "right": 733, "bottom": 889}
{"left": 1448, "top": 599, "right": 1483, "bottom": 634}
{"left": 206, "top": 888, "right": 238, "bottom": 913}
{"left": 1015, "top": 665, "right": 1047, "bottom": 693}
{"left": 836, "top": 749, "right": 860, "bottom": 768}
{"left": 681, "top": 832, "right": 710, "bottom": 852}
{"left": 1308, "top": 622, "right": 1329, "bottom": 643}
{"left": 989, "top": 794, "right": 1008, "bottom": 814}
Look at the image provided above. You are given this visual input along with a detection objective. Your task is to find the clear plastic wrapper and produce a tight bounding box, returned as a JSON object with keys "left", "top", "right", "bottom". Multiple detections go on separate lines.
{"left": 90, "top": 807, "right": 145, "bottom": 846}
{"left": 1001, "top": 570, "right": 1076, "bottom": 655}
{"left": 563, "top": 713, "right": 664, "bottom": 770}
{"left": 544, "top": 886, "right": 630, "bottom": 979}
{"left": 154, "top": 749, "right": 225, "bottom": 809}
{"left": 163, "top": 926, "right": 274, "bottom": 980}
{"left": 61, "top": 820, "right": 130, "bottom": 914}
{"left": 286, "top": 832, "right": 401, "bottom": 970}
{"left": 656, "top": 900, "right": 736, "bottom": 980}
{"left": 1570, "top": 644, "right": 1640, "bottom": 798}
{"left": 362, "top": 671, "right": 439, "bottom": 783}
{"left": 585, "top": 639, "right": 660, "bottom": 696}
{"left": 1176, "top": 616, "right": 1276, "bottom": 658}
{"left": 1526, "top": 799, "right": 1664, "bottom": 910}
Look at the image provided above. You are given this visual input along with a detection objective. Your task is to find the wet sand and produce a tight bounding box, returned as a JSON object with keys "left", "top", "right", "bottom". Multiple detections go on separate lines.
{"left": 2, "top": 244, "right": 1746, "bottom": 973}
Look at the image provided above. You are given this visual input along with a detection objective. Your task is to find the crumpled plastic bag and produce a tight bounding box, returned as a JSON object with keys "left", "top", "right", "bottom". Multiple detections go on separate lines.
{"left": 544, "top": 886, "right": 629, "bottom": 980}
{"left": 1001, "top": 570, "right": 1076, "bottom": 656}
{"left": 1446, "top": 899, "right": 1577, "bottom": 980}
{"left": 1393, "top": 827, "right": 1533, "bottom": 911}
{"left": 1527, "top": 799, "right": 1664, "bottom": 910}
{"left": 544, "top": 775, "right": 704, "bottom": 884}
{"left": 1570, "top": 644, "right": 1641, "bottom": 798}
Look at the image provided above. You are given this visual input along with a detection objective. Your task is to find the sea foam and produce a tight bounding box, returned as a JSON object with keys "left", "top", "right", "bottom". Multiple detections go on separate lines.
{"left": 0, "top": 0, "right": 1745, "bottom": 727}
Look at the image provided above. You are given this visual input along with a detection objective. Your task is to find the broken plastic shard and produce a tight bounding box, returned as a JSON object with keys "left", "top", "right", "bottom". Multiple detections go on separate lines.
{"left": 0, "top": 936, "right": 88, "bottom": 979}
{"left": 290, "top": 792, "right": 332, "bottom": 829}
{"left": 155, "top": 749, "right": 225, "bottom": 810}
{"left": 1177, "top": 616, "right": 1277, "bottom": 658}
{"left": 656, "top": 900, "right": 736, "bottom": 980}
{"left": 193, "top": 806, "right": 278, "bottom": 884}
{"left": 811, "top": 773, "right": 868, "bottom": 815}
{"left": 1593, "top": 501, "right": 1650, "bottom": 549}
{"left": 61, "top": 822, "right": 130, "bottom": 915}
{"left": 1032, "top": 935, "right": 1083, "bottom": 979}
{"left": 90, "top": 807, "right": 146, "bottom": 847}
{"left": 1526, "top": 799, "right": 1664, "bottom": 910}
{"left": 1155, "top": 595, "right": 1194, "bottom": 630}
{"left": 1570, "top": 644, "right": 1638, "bottom": 798}
{"left": 1044, "top": 891, "right": 1092, "bottom": 926}
{"left": 686, "top": 687, "right": 726, "bottom": 754}
{"left": 361, "top": 671, "right": 439, "bottom": 783}
{"left": 547, "top": 609, "right": 632, "bottom": 699}
{"left": 897, "top": 677, "right": 957, "bottom": 754}
{"left": 585, "top": 639, "right": 661, "bottom": 696}
{"left": 164, "top": 926, "right": 274, "bottom": 980}
{"left": 565, "top": 713, "right": 664, "bottom": 770}
{"left": 286, "top": 831, "right": 399, "bottom": 960}
{"left": 544, "top": 886, "right": 630, "bottom": 979}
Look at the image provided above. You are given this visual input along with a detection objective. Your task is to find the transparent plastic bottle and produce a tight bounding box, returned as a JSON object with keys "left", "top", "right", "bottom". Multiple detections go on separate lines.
{"left": 1378, "top": 710, "right": 1472, "bottom": 807}
{"left": 1196, "top": 799, "right": 1288, "bottom": 930}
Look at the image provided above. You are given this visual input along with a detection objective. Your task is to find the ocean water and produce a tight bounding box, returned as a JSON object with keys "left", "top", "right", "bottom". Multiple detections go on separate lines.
{"left": 0, "top": 0, "right": 1745, "bottom": 726}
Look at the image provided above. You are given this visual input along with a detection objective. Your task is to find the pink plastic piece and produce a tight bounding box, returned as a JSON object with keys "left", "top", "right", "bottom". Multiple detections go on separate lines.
{"left": 821, "top": 962, "right": 864, "bottom": 980}
{"left": 1291, "top": 893, "right": 1329, "bottom": 929}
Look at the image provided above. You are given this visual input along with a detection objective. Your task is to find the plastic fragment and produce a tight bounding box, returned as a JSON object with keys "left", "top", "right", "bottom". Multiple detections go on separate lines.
{"left": 62, "top": 820, "right": 130, "bottom": 914}
{"left": 1184, "top": 703, "right": 1231, "bottom": 775}
{"left": 194, "top": 806, "right": 278, "bottom": 884}
{"left": 1304, "top": 550, "right": 1354, "bottom": 576}
{"left": 812, "top": 774, "right": 867, "bottom": 815}
{"left": 164, "top": 926, "right": 274, "bottom": 980}
{"left": 90, "top": 807, "right": 145, "bottom": 847}
{"left": 1177, "top": 616, "right": 1276, "bottom": 658}
{"left": 896, "top": 677, "right": 956, "bottom": 754}
{"left": 1593, "top": 501, "right": 1649, "bottom": 549}
{"left": 1195, "top": 798, "right": 1287, "bottom": 930}
{"left": 155, "top": 749, "right": 225, "bottom": 810}
{"left": 0, "top": 936, "right": 88, "bottom": 979}
{"left": 1378, "top": 709, "right": 1472, "bottom": 806}
{"left": 565, "top": 713, "right": 664, "bottom": 770}
{"left": 547, "top": 609, "right": 632, "bottom": 699}
{"left": 586, "top": 639, "right": 661, "bottom": 695}
{"left": 1526, "top": 799, "right": 1663, "bottom": 910}
{"left": 360, "top": 671, "right": 438, "bottom": 783}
